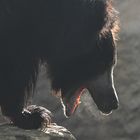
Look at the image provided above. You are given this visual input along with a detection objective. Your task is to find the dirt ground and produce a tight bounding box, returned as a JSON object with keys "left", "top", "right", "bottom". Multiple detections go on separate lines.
{"left": 1, "top": 0, "right": 140, "bottom": 140}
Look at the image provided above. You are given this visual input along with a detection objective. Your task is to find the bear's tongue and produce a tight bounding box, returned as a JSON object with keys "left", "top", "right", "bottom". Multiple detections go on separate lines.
{"left": 64, "top": 87, "right": 86, "bottom": 117}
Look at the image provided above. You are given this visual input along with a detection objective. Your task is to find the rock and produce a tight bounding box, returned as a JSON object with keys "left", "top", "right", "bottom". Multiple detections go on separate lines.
{"left": 0, "top": 123, "right": 76, "bottom": 140}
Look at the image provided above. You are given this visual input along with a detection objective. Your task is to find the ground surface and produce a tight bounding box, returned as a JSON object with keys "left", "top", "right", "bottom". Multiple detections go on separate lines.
{"left": 0, "top": 123, "right": 76, "bottom": 140}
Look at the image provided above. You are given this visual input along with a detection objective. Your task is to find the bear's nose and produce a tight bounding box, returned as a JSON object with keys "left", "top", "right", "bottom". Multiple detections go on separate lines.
{"left": 98, "top": 97, "right": 119, "bottom": 114}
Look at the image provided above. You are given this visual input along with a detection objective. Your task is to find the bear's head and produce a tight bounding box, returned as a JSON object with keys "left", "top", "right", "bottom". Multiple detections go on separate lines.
{"left": 51, "top": 32, "right": 119, "bottom": 117}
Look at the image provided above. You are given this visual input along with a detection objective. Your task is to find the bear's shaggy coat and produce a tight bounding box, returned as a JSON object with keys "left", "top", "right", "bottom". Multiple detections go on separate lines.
{"left": 0, "top": 0, "right": 119, "bottom": 129}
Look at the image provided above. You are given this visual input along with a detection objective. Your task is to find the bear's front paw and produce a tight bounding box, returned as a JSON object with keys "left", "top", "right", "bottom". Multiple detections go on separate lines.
{"left": 12, "top": 105, "right": 52, "bottom": 129}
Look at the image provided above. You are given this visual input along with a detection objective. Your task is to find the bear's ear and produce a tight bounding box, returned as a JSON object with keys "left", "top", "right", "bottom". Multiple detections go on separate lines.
{"left": 60, "top": 87, "right": 86, "bottom": 117}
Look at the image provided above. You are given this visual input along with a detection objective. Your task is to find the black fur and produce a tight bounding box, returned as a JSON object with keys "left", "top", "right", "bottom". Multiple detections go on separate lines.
{"left": 0, "top": 0, "right": 119, "bottom": 129}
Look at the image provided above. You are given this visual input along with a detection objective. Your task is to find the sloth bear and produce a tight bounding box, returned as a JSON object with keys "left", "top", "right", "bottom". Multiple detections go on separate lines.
{"left": 0, "top": 0, "right": 119, "bottom": 129}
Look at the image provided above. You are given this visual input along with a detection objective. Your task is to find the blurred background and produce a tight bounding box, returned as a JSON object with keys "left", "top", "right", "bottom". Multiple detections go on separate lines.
{"left": 1, "top": 0, "right": 140, "bottom": 140}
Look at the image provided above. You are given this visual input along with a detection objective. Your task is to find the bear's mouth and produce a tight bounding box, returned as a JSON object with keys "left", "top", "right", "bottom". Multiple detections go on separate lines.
{"left": 52, "top": 81, "right": 118, "bottom": 117}
{"left": 60, "top": 87, "right": 86, "bottom": 117}
{"left": 52, "top": 87, "right": 86, "bottom": 117}
{"left": 61, "top": 86, "right": 115, "bottom": 117}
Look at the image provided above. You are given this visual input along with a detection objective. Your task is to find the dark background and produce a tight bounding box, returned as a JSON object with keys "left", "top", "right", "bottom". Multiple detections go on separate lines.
{"left": 1, "top": 0, "right": 140, "bottom": 140}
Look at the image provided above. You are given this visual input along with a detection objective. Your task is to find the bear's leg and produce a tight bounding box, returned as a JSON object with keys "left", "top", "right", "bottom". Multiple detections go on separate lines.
{"left": 1, "top": 102, "right": 52, "bottom": 129}
{"left": 0, "top": 59, "right": 52, "bottom": 129}
{"left": 0, "top": 14, "right": 53, "bottom": 129}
